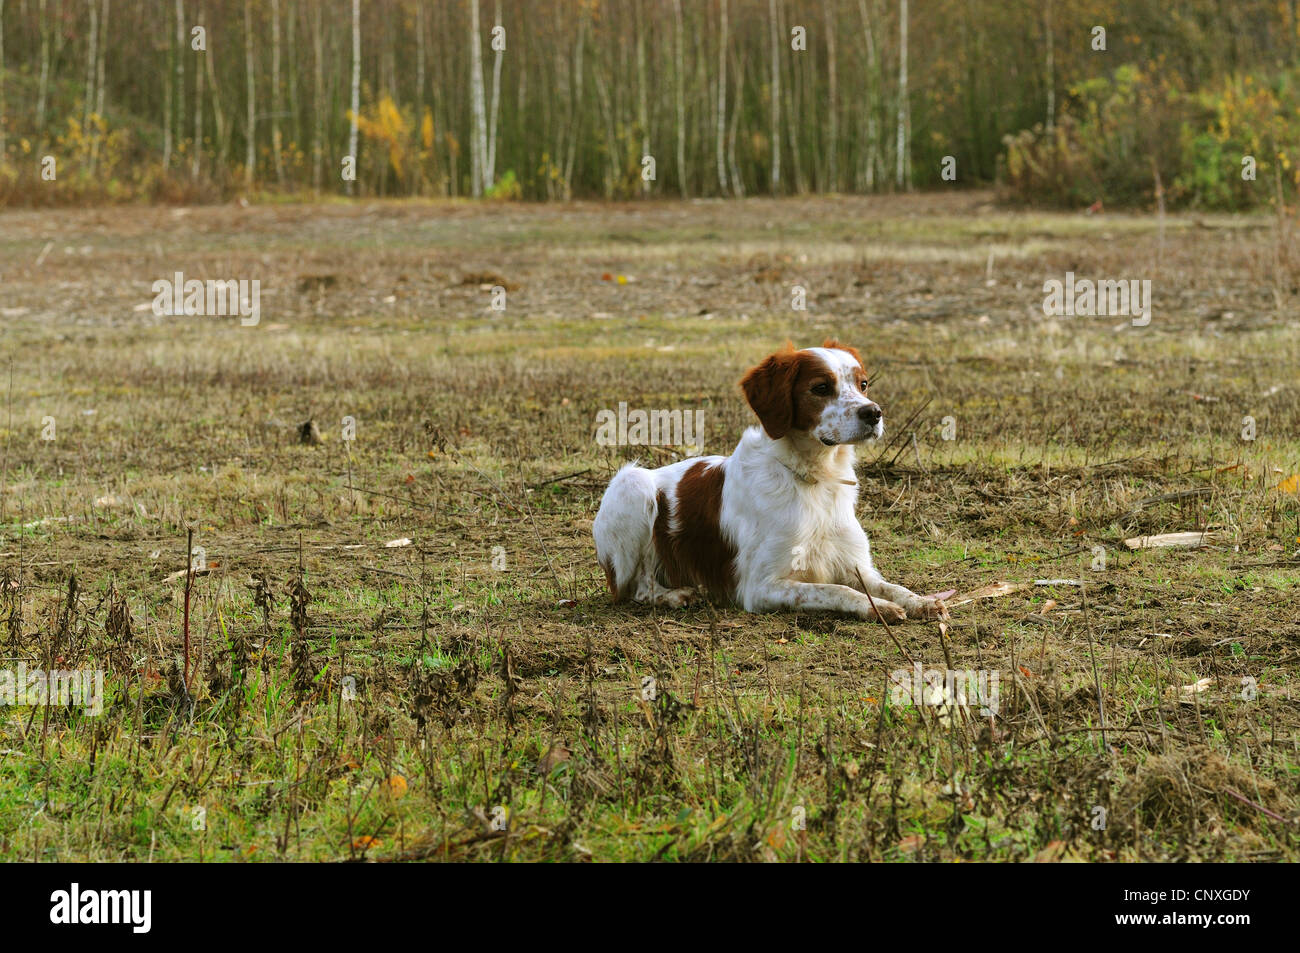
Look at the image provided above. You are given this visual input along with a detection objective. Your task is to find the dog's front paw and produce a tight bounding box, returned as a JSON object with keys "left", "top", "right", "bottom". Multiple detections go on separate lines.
{"left": 905, "top": 596, "right": 947, "bottom": 620}
{"left": 866, "top": 599, "right": 907, "bottom": 624}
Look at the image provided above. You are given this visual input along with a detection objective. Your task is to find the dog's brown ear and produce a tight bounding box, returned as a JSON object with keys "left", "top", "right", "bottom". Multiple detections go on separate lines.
{"left": 741, "top": 345, "right": 800, "bottom": 439}
{"left": 822, "top": 338, "right": 863, "bottom": 367}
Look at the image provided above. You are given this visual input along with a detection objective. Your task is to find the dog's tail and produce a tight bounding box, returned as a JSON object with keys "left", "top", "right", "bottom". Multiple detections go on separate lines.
{"left": 593, "top": 462, "right": 657, "bottom": 602}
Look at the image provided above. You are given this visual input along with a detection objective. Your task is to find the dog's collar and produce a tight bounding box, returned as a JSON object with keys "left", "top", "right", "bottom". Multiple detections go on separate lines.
{"left": 778, "top": 458, "right": 857, "bottom": 487}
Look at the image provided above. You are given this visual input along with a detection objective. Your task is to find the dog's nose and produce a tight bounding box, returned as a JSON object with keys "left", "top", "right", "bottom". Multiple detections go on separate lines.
{"left": 858, "top": 403, "right": 882, "bottom": 427}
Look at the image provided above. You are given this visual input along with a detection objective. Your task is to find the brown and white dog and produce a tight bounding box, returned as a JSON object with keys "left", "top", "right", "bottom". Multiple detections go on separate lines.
{"left": 593, "top": 341, "right": 943, "bottom": 623}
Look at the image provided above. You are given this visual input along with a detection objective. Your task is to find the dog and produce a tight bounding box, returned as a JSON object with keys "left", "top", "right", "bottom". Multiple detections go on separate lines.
{"left": 593, "top": 340, "right": 944, "bottom": 623}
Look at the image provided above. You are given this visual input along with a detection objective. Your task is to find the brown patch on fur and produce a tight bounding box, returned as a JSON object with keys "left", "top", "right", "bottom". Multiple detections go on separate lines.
{"left": 653, "top": 461, "right": 736, "bottom": 599}
{"left": 599, "top": 555, "right": 624, "bottom": 602}
{"left": 740, "top": 346, "right": 835, "bottom": 438}
{"left": 822, "top": 339, "right": 871, "bottom": 397}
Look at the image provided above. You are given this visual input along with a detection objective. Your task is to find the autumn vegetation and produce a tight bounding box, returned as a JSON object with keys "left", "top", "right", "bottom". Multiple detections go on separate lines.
{"left": 1, "top": 0, "right": 1298, "bottom": 208}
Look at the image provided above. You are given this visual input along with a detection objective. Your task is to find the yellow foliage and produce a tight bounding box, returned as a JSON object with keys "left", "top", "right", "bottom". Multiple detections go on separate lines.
{"left": 352, "top": 94, "right": 412, "bottom": 181}
{"left": 421, "top": 109, "right": 434, "bottom": 151}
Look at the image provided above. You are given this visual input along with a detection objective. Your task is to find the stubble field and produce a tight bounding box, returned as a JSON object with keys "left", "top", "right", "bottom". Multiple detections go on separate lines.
{"left": 0, "top": 192, "right": 1297, "bottom": 861}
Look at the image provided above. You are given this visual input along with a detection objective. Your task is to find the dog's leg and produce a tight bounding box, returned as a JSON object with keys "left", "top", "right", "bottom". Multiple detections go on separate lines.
{"left": 628, "top": 579, "right": 698, "bottom": 608}
{"left": 747, "top": 580, "right": 905, "bottom": 623}
{"left": 851, "top": 565, "right": 944, "bottom": 620}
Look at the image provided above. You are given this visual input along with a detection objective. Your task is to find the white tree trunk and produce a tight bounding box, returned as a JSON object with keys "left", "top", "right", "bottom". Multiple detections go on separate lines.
{"left": 469, "top": 0, "right": 488, "bottom": 196}
{"left": 895, "top": 0, "right": 909, "bottom": 190}
{"left": 37, "top": 0, "right": 50, "bottom": 132}
{"left": 164, "top": 3, "right": 174, "bottom": 169}
{"left": 83, "top": 0, "right": 98, "bottom": 135}
{"left": 716, "top": 0, "right": 728, "bottom": 195}
{"left": 858, "top": 0, "right": 880, "bottom": 190}
{"left": 0, "top": 0, "right": 6, "bottom": 164}
{"left": 313, "top": 1, "right": 324, "bottom": 191}
{"left": 193, "top": 4, "right": 205, "bottom": 180}
{"left": 348, "top": 0, "right": 360, "bottom": 195}
{"left": 272, "top": 0, "right": 284, "bottom": 184}
{"left": 175, "top": 0, "right": 184, "bottom": 162}
{"left": 244, "top": 0, "right": 255, "bottom": 188}
{"left": 205, "top": 18, "right": 226, "bottom": 163}
{"left": 485, "top": 0, "right": 503, "bottom": 188}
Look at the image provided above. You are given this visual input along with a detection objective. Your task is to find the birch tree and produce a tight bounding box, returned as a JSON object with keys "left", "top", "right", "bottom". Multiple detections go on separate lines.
{"left": 348, "top": 0, "right": 360, "bottom": 195}
{"left": 175, "top": 0, "right": 185, "bottom": 164}
{"left": 0, "top": 0, "right": 6, "bottom": 163}
{"left": 823, "top": 0, "right": 838, "bottom": 191}
{"left": 895, "top": 0, "right": 909, "bottom": 190}
{"left": 193, "top": 4, "right": 204, "bottom": 180}
{"left": 858, "top": 0, "right": 880, "bottom": 190}
{"left": 83, "top": 0, "right": 99, "bottom": 135}
{"left": 272, "top": 0, "right": 285, "bottom": 185}
{"left": 163, "top": 8, "right": 174, "bottom": 168}
{"left": 313, "top": 2, "right": 325, "bottom": 191}
{"left": 485, "top": 0, "right": 504, "bottom": 189}
{"left": 716, "top": 0, "right": 729, "bottom": 195}
{"left": 36, "top": 0, "right": 51, "bottom": 133}
{"left": 244, "top": 0, "right": 255, "bottom": 188}
{"left": 469, "top": 0, "right": 488, "bottom": 196}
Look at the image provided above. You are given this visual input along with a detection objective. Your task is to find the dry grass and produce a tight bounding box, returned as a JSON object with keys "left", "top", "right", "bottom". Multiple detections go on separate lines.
{"left": 0, "top": 192, "right": 1296, "bottom": 861}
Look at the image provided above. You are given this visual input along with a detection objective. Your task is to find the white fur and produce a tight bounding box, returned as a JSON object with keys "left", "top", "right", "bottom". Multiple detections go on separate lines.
{"left": 593, "top": 346, "right": 940, "bottom": 623}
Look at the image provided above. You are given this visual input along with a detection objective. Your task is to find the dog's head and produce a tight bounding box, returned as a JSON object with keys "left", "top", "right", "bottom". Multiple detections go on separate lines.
{"left": 740, "top": 340, "right": 883, "bottom": 445}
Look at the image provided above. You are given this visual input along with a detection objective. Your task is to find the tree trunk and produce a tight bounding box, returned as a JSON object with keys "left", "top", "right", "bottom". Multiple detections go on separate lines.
{"left": 415, "top": 3, "right": 425, "bottom": 121}
{"left": 486, "top": 0, "right": 503, "bottom": 188}
{"left": 348, "top": 0, "right": 360, "bottom": 196}
{"left": 635, "top": 0, "right": 649, "bottom": 194}
{"left": 175, "top": 0, "right": 185, "bottom": 163}
{"left": 768, "top": 0, "right": 780, "bottom": 193}
{"left": 823, "top": 0, "right": 838, "bottom": 192}
{"left": 858, "top": 0, "right": 880, "bottom": 191}
{"left": 469, "top": 0, "right": 488, "bottom": 196}
{"left": 36, "top": 0, "right": 50, "bottom": 133}
{"left": 895, "top": 0, "right": 909, "bottom": 190}
{"left": 716, "top": 0, "right": 728, "bottom": 195}
{"left": 163, "top": 4, "right": 174, "bottom": 169}
{"left": 562, "top": 13, "right": 586, "bottom": 198}
{"left": 244, "top": 0, "right": 256, "bottom": 189}
{"left": 0, "top": 0, "right": 6, "bottom": 164}
{"left": 728, "top": 45, "right": 745, "bottom": 196}
{"left": 193, "top": 5, "right": 204, "bottom": 181}
{"left": 95, "top": 0, "right": 109, "bottom": 119}
{"left": 313, "top": 1, "right": 324, "bottom": 191}
{"left": 205, "top": 19, "right": 227, "bottom": 165}
{"left": 272, "top": 0, "right": 284, "bottom": 185}
{"left": 83, "top": 0, "right": 99, "bottom": 135}
{"left": 672, "top": 0, "right": 687, "bottom": 196}
{"left": 1043, "top": 0, "right": 1055, "bottom": 132}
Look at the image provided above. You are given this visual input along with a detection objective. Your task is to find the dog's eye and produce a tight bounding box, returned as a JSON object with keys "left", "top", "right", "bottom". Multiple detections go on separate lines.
{"left": 859, "top": 380, "right": 868, "bottom": 391}
{"left": 811, "top": 383, "right": 832, "bottom": 396}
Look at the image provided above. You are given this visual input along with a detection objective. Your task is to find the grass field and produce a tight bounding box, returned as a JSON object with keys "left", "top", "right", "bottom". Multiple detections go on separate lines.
{"left": 1, "top": 192, "right": 1297, "bottom": 861}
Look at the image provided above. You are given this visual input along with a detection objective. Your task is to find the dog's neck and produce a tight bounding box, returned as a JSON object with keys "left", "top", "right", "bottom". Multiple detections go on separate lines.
{"left": 773, "top": 433, "right": 858, "bottom": 487}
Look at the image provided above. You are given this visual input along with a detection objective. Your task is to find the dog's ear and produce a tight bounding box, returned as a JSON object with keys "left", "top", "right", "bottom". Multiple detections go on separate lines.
{"left": 822, "top": 338, "right": 863, "bottom": 367}
{"left": 741, "top": 345, "right": 800, "bottom": 439}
